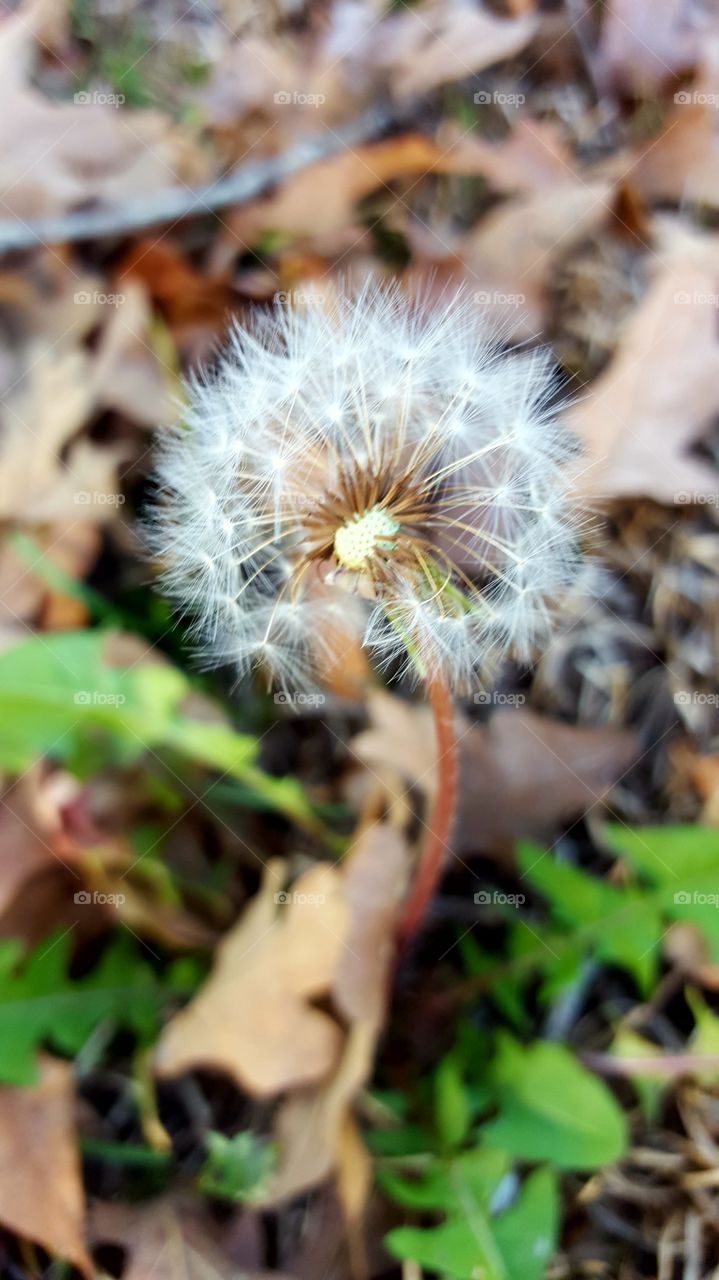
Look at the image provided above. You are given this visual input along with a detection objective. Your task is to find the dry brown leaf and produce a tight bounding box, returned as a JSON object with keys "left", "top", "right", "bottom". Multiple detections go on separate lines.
{"left": 89, "top": 1196, "right": 289, "bottom": 1280}
{"left": 333, "top": 821, "right": 411, "bottom": 1024}
{"left": 0, "top": 769, "right": 85, "bottom": 919}
{"left": 0, "top": 342, "right": 128, "bottom": 523}
{"left": 353, "top": 692, "right": 638, "bottom": 854}
{"left": 383, "top": 0, "right": 538, "bottom": 99}
{"left": 261, "top": 1020, "right": 377, "bottom": 1207}
{"left": 154, "top": 859, "right": 348, "bottom": 1097}
{"left": 0, "top": 4, "right": 199, "bottom": 222}
{"left": 227, "top": 130, "right": 556, "bottom": 247}
{"left": 459, "top": 179, "right": 613, "bottom": 334}
{"left": 595, "top": 0, "right": 713, "bottom": 96}
{"left": 90, "top": 282, "right": 177, "bottom": 429}
{"left": 0, "top": 1056, "right": 91, "bottom": 1275}
{"left": 571, "top": 220, "right": 719, "bottom": 502}
{"left": 632, "top": 44, "right": 719, "bottom": 208}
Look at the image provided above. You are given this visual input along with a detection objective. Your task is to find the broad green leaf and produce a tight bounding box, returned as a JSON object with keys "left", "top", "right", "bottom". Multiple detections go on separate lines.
{"left": 492, "top": 1167, "right": 558, "bottom": 1280}
{"left": 385, "top": 1163, "right": 557, "bottom": 1280}
{"left": 379, "top": 1145, "right": 508, "bottom": 1212}
{"left": 0, "top": 933, "right": 175, "bottom": 1085}
{"left": 484, "top": 1036, "right": 627, "bottom": 1170}
{"left": 0, "top": 630, "right": 325, "bottom": 834}
{"left": 518, "top": 845, "right": 660, "bottom": 993}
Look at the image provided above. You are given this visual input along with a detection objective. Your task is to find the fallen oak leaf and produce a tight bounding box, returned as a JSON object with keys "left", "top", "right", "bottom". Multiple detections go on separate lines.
{"left": 259, "top": 821, "right": 410, "bottom": 1208}
{"left": 0, "top": 1056, "right": 91, "bottom": 1276}
{"left": 570, "top": 220, "right": 719, "bottom": 502}
{"left": 352, "top": 692, "right": 638, "bottom": 856}
{"left": 154, "top": 859, "right": 348, "bottom": 1097}
{"left": 382, "top": 0, "right": 538, "bottom": 99}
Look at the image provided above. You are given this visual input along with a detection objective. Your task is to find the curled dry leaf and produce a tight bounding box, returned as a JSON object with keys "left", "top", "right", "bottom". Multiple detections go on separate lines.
{"left": 261, "top": 822, "right": 410, "bottom": 1208}
{"left": 0, "top": 1056, "right": 91, "bottom": 1276}
{"left": 571, "top": 221, "right": 719, "bottom": 503}
{"left": 155, "top": 859, "right": 349, "bottom": 1097}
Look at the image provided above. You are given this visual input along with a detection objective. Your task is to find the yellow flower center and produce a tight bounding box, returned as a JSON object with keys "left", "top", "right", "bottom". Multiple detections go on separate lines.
{"left": 333, "top": 506, "right": 400, "bottom": 572}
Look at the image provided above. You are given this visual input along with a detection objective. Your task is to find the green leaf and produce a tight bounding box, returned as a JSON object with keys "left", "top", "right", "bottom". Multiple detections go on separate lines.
{"left": 434, "top": 1052, "right": 471, "bottom": 1149}
{"left": 197, "top": 1131, "right": 275, "bottom": 1204}
{"left": 484, "top": 1036, "right": 627, "bottom": 1170}
{"left": 492, "top": 1167, "right": 558, "bottom": 1280}
{"left": 385, "top": 1161, "right": 558, "bottom": 1280}
{"left": 518, "top": 844, "right": 661, "bottom": 993}
{"left": 0, "top": 933, "right": 174, "bottom": 1085}
{"left": 604, "top": 824, "right": 719, "bottom": 962}
{"left": 0, "top": 630, "right": 327, "bottom": 836}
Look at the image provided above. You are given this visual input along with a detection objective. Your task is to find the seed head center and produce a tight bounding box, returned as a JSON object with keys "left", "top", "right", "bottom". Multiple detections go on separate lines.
{"left": 333, "top": 506, "right": 400, "bottom": 572}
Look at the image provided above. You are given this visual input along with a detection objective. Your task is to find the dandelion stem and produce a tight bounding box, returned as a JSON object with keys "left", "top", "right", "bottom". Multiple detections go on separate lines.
{"left": 396, "top": 674, "right": 459, "bottom": 952}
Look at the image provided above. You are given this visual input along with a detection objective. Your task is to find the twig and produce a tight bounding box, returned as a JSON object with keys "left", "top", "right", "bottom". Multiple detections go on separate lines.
{"left": 396, "top": 674, "right": 460, "bottom": 954}
{"left": 0, "top": 103, "right": 395, "bottom": 253}
{"left": 583, "top": 1051, "right": 719, "bottom": 1079}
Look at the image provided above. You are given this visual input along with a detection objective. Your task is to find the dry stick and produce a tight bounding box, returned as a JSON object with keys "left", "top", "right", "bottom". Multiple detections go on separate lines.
{"left": 0, "top": 102, "right": 396, "bottom": 254}
{"left": 396, "top": 673, "right": 460, "bottom": 953}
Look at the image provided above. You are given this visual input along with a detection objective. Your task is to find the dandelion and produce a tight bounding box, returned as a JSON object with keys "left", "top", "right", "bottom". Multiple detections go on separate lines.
{"left": 148, "top": 281, "right": 585, "bottom": 948}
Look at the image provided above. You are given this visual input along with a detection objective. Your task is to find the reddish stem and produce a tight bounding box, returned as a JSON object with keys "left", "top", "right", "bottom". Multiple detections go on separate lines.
{"left": 396, "top": 674, "right": 460, "bottom": 953}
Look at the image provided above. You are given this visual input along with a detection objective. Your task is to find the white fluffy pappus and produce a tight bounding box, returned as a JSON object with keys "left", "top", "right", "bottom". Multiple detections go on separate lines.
{"left": 147, "top": 281, "right": 587, "bottom": 694}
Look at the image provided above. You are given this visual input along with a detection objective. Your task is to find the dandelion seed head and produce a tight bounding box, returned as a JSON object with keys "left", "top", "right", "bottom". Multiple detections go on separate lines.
{"left": 147, "top": 281, "right": 586, "bottom": 693}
